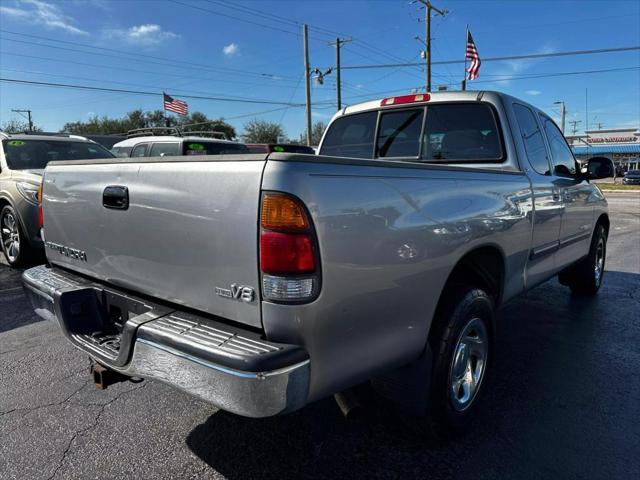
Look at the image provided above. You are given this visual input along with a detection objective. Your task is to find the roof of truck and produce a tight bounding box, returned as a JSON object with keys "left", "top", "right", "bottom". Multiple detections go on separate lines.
{"left": 333, "top": 90, "right": 502, "bottom": 121}
{"left": 112, "top": 136, "right": 240, "bottom": 148}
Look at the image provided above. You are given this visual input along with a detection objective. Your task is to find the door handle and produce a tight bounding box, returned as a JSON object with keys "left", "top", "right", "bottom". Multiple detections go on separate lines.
{"left": 552, "top": 190, "right": 561, "bottom": 202}
{"left": 103, "top": 186, "right": 129, "bottom": 210}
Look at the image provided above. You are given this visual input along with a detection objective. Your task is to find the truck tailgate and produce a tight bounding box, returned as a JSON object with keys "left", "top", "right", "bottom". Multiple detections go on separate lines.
{"left": 42, "top": 157, "right": 266, "bottom": 329}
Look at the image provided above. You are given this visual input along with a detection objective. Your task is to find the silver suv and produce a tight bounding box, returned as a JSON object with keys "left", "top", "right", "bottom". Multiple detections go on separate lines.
{"left": 0, "top": 133, "right": 114, "bottom": 266}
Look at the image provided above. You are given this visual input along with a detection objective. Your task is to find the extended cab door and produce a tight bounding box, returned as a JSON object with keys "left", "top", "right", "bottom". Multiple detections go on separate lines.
{"left": 539, "top": 114, "right": 594, "bottom": 267}
{"left": 512, "top": 103, "right": 563, "bottom": 286}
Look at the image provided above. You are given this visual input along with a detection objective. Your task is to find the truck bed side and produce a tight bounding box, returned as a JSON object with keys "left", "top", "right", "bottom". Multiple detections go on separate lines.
{"left": 261, "top": 154, "right": 533, "bottom": 401}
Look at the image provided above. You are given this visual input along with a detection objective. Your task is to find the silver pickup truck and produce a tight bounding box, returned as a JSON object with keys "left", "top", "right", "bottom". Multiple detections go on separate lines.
{"left": 23, "top": 91, "right": 612, "bottom": 438}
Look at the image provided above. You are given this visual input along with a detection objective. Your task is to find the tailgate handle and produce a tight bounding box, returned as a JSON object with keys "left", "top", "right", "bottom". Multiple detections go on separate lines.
{"left": 103, "top": 186, "right": 129, "bottom": 210}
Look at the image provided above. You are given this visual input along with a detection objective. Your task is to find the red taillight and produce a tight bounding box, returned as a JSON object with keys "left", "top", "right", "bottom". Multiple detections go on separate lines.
{"left": 260, "top": 232, "right": 315, "bottom": 274}
{"left": 260, "top": 193, "right": 319, "bottom": 301}
{"left": 381, "top": 93, "right": 431, "bottom": 106}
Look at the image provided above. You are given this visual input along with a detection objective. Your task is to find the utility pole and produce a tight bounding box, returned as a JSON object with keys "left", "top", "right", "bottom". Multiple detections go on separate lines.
{"left": 11, "top": 109, "right": 33, "bottom": 132}
{"left": 415, "top": 0, "right": 447, "bottom": 92}
{"left": 329, "top": 37, "right": 351, "bottom": 110}
{"left": 554, "top": 101, "right": 566, "bottom": 134}
{"left": 568, "top": 119, "right": 582, "bottom": 136}
{"left": 303, "top": 24, "right": 312, "bottom": 146}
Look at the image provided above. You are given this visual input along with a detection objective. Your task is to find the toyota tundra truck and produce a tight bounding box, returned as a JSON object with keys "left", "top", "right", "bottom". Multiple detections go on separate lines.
{"left": 22, "top": 91, "right": 612, "bottom": 438}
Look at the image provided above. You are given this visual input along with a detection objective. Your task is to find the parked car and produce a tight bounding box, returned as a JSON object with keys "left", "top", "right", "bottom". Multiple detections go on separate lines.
{"left": 623, "top": 169, "right": 640, "bottom": 185}
{"left": 111, "top": 128, "right": 249, "bottom": 158}
{"left": 23, "top": 91, "right": 612, "bottom": 440}
{"left": 246, "top": 143, "right": 316, "bottom": 154}
{"left": 0, "top": 133, "right": 114, "bottom": 266}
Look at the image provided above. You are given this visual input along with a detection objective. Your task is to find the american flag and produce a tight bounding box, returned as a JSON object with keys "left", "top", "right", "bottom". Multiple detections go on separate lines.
{"left": 163, "top": 93, "right": 188, "bottom": 116}
{"left": 466, "top": 30, "right": 481, "bottom": 81}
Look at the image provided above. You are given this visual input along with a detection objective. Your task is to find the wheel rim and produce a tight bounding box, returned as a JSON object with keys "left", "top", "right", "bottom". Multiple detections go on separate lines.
{"left": 449, "top": 317, "right": 488, "bottom": 412}
{"left": 1, "top": 212, "right": 21, "bottom": 263}
{"left": 594, "top": 237, "right": 605, "bottom": 286}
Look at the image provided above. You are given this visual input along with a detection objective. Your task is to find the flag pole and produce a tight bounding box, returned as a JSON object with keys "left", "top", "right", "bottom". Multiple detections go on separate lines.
{"left": 461, "top": 25, "right": 468, "bottom": 91}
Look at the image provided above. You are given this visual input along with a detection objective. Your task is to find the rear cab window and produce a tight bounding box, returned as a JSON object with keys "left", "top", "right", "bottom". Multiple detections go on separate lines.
{"left": 319, "top": 111, "right": 377, "bottom": 158}
{"left": 320, "top": 103, "right": 504, "bottom": 163}
{"left": 421, "top": 104, "right": 503, "bottom": 162}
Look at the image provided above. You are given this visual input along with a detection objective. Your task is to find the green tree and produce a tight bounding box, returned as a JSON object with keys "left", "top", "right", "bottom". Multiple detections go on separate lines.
{"left": 61, "top": 109, "right": 236, "bottom": 139}
{"left": 1, "top": 119, "right": 42, "bottom": 133}
{"left": 242, "top": 119, "right": 285, "bottom": 143}
{"left": 182, "top": 112, "right": 236, "bottom": 140}
{"left": 298, "top": 121, "right": 326, "bottom": 146}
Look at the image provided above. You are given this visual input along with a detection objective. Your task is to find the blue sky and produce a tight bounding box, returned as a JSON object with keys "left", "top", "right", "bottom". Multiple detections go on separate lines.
{"left": 0, "top": 0, "right": 638, "bottom": 138}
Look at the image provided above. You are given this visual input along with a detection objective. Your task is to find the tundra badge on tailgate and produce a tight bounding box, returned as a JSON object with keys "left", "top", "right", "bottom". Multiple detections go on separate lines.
{"left": 215, "top": 284, "right": 255, "bottom": 303}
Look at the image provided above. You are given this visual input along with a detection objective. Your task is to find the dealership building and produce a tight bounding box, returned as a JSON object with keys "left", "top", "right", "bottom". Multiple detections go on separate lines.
{"left": 567, "top": 127, "right": 640, "bottom": 171}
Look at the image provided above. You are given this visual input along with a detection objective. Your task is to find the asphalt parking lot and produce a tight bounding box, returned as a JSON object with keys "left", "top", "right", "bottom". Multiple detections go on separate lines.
{"left": 1, "top": 192, "right": 639, "bottom": 480}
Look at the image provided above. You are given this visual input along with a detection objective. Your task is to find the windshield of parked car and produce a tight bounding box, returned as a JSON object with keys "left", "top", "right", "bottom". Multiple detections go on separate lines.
{"left": 183, "top": 141, "right": 250, "bottom": 155}
{"left": 2, "top": 139, "right": 114, "bottom": 170}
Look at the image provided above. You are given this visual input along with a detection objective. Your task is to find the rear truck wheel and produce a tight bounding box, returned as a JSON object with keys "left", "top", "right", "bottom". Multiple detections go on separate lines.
{"left": 0, "top": 205, "right": 34, "bottom": 267}
{"left": 558, "top": 224, "right": 607, "bottom": 296}
{"left": 406, "top": 287, "right": 494, "bottom": 441}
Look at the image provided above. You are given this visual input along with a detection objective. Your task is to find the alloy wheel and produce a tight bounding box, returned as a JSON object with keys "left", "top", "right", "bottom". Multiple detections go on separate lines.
{"left": 1, "top": 211, "right": 21, "bottom": 263}
{"left": 449, "top": 317, "right": 488, "bottom": 412}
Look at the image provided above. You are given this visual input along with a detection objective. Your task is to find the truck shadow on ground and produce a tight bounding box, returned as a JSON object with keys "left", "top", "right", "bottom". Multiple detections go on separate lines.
{"left": 0, "top": 262, "right": 46, "bottom": 333}
{"left": 186, "top": 271, "right": 640, "bottom": 480}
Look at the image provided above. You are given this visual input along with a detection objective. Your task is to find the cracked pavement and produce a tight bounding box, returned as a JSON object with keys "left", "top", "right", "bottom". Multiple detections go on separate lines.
{"left": 1, "top": 193, "right": 639, "bottom": 480}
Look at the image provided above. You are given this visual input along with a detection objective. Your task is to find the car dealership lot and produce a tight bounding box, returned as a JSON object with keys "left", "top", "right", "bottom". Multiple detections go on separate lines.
{"left": 1, "top": 192, "right": 639, "bottom": 480}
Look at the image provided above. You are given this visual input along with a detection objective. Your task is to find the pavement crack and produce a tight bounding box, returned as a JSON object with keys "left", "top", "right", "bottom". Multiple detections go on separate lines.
{"left": 46, "top": 381, "right": 148, "bottom": 480}
{"left": 0, "top": 369, "right": 89, "bottom": 417}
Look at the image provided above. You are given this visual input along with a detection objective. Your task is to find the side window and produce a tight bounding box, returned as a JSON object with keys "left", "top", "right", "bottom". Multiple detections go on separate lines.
{"left": 421, "top": 103, "right": 503, "bottom": 162}
{"left": 376, "top": 109, "right": 424, "bottom": 158}
{"left": 319, "top": 111, "right": 377, "bottom": 158}
{"left": 541, "top": 115, "right": 576, "bottom": 177}
{"left": 131, "top": 143, "right": 148, "bottom": 158}
{"left": 111, "top": 146, "right": 132, "bottom": 158}
{"left": 149, "top": 142, "right": 180, "bottom": 157}
{"left": 513, "top": 104, "right": 551, "bottom": 175}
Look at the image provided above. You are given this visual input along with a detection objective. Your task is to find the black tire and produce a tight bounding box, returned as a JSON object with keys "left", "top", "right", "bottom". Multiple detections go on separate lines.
{"left": 416, "top": 287, "right": 494, "bottom": 441}
{"left": 0, "top": 205, "right": 34, "bottom": 267}
{"left": 558, "top": 224, "right": 607, "bottom": 296}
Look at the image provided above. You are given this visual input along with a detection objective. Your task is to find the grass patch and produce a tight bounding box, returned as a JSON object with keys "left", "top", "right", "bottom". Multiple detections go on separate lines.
{"left": 596, "top": 183, "right": 640, "bottom": 191}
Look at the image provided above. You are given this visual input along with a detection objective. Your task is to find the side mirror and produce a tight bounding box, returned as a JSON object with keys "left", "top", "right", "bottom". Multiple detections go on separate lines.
{"left": 585, "top": 157, "right": 614, "bottom": 180}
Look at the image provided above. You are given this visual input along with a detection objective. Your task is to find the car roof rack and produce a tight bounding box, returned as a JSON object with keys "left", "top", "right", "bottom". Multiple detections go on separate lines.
{"left": 181, "top": 130, "right": 227, "bottom": 139}
{"left": 127, "top": 127, "right": 182, "bottom": 138}
{"left": 126, "top": 127, "right": 228, "bottom": 140}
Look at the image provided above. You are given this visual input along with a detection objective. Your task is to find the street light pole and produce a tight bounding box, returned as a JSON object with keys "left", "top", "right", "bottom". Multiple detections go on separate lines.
{"left": 554, "top": 101, "right": 566, "bottom": 134}
{"left": 303, "top": 24, "right": 312, "bottom": 146}
{"left": 11, "top": 109, "right": 33, "bottom": 132}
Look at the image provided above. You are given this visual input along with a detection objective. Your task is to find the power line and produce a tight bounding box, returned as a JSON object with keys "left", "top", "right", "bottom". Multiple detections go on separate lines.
{"left": 0, "top": 30, "right": 296, "bottom": 80}
{"left": 0, "top": 78, "right": 311, "bottom": 106}
{"left": 340, "top": 66, "right": 640, "bottom": 101}
{"left": 188, "top": 0, "right": 420, "bottom": 73}
{"left": 341, "top": 46, "right": 640, "bottom": 70}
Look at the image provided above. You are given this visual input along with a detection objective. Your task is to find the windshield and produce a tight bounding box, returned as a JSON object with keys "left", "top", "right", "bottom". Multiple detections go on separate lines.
{"left": 183, "top": 141, "right": 249, "bottom": 155}
{"left": 3, "top": 139, "right": 114, "bottom": 170}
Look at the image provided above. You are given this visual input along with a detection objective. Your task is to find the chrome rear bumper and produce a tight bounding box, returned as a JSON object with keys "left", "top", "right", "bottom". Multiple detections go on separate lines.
{"left": 22, "top": 265, "right": 310, "bottom": 417}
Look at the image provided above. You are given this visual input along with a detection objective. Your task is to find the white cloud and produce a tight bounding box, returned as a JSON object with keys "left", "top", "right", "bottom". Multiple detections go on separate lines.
{"left": 223, "top": 43, "right": 239, "bottom": 57}
{"left": 525, "top": 90, "right": 542, "bottom": 96}
{"left": 104, "top": 24, "right": 179, "bottom": 47}
{"left": 0, "top": 0, "right": 87, "bottom": 35}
